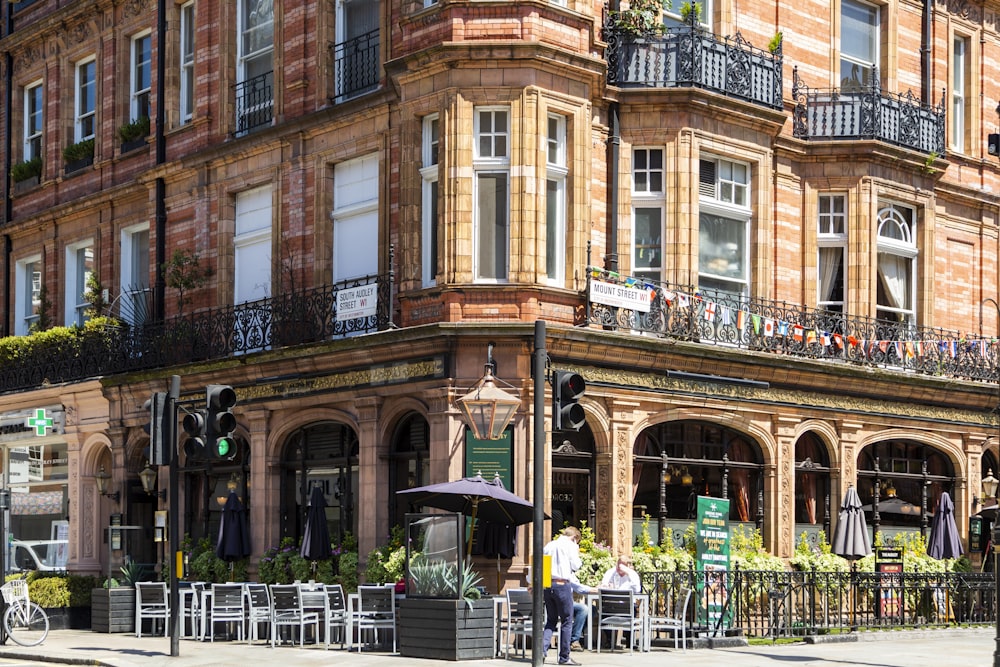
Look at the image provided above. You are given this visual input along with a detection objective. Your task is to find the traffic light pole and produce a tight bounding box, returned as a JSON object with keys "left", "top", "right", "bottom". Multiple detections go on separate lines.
{"left": 531, "top": 320, "right": 546, "bottom": 667}
{"left": 167, "top": 375, "right": 180, "bottom": 658}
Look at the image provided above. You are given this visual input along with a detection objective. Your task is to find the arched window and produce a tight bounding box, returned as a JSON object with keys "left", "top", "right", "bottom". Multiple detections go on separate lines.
{"left": 280, "top": 423, "right": 359, "bottom": 544}
{"left": 795, "top": 432, "right": 832, "bottom": 546}
{"left": 388, "top": 413, "right": 430, "bottom": 529}
{"left": 181, "top": 436, "right": 250, "bottom": 544}
{"left": 876, "top": 202, "right": 917, "bottom": 326}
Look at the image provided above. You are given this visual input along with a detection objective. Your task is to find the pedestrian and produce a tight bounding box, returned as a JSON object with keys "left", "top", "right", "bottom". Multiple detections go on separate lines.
{"left": 543, "top": 526, "right": 583, "bottom": 665}
{"left": 570, "top": 579, "right": 597, "bottom": 651}
{"left": 599, "top": 554, "right": 641, "bottom": 649}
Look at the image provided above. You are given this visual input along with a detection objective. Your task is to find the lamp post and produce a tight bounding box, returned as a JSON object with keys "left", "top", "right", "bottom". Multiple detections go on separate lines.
{"left": 980, "top": 297, "right": 1000, "bottom": 667}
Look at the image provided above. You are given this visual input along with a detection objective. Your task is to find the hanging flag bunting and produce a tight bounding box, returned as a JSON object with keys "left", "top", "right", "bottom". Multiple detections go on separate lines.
{"left": 820, "top": 331, "right": 831, "bottom": 347}
{"left": 792, "top": 325, "right": 804, "bottom": 342}
{"left": 721, "top": 306, "right": 731, "bottom": 326}
{"left": 806, "top": 329, "right": 817, "bottom": 345}
{"left": 763, "top": 319, "right": 775, "bottom": 337}
{"left": 736, "top": 310, "right": 747, "bottom": 331}
{"left": 778, "top": 321, "right": 789, "bottom": 337}
{"left": 678, "top": 293, "right": 690, "bottom": 308}
{"left": 751, "top": 314, "right": 761, "bottom": 334}
{"left": 704, "top": 301, "right": 717, "bottom": 322}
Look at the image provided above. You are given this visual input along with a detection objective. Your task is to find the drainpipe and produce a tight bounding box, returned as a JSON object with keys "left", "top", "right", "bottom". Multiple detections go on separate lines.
{"left": 606, "top": 103, "right": 620, "bottom": 273}
{"left": 920, "top": 0, "right": 931, "bottom": 104}
{"left": 153, "top": 0, "right": 167, "bottom": 322}
{"left": 3, "top": 2, "right": 13, "bottom": 338}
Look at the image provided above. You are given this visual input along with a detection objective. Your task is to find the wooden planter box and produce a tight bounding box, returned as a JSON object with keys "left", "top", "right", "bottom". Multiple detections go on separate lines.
{"left": 398, "top": 597, "right": 495, "bottom": 660}
{"left": 91, "top": 587, "right": 135, "bottom": 633}
{"left": 64, "top": 155, "right": 93, "bottom": 175}
{"left": 44, "top": 606, "right": 91, "bottom": 630}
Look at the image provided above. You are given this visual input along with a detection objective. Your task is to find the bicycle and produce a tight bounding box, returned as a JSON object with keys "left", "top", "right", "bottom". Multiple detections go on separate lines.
{"left": 1, "top": 579, "right": 49, "bottom": 646}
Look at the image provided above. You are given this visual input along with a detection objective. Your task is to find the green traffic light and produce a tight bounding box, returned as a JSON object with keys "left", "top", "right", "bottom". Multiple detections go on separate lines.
{"left": 216, "top": 437, "right": 231, "bottom": 458}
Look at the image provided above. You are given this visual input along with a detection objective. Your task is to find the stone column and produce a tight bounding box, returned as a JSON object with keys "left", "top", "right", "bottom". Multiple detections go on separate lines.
{"left": 355, "top": 396, "right": 383, "bottom": 562}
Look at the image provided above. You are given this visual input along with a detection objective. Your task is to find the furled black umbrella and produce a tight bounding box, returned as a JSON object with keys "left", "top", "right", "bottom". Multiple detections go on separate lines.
{"left": 832, "top": 485, "right": 872, "bottom": 560}
{"left": 927, "top": 491, "right": 963, "bottom": 560}
{"left": 216, "top": 491, "right": 251, "bottom": 574}
{"left": 301, "top": 485, "right": 332, "bottom": 572}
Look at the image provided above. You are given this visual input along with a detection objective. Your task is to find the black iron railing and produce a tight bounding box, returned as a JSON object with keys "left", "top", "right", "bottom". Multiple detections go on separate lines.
{"left": 331, "top": 29, "right": 380, "bottom": 101}
{"left": 233, "top": 70, "right": 274, "bottom": 136}
{"left": 0, "top": 271, "right": 394, "bottom": 394}
{"left": 640, "top": 569, "right": 994, "bottom": 641}
{"left": 605, "top": 15, "right": 783, "bottom": 110}
{"left": 792, "top": 67, "right": 946, "bottom": 156}
{"left": 585, "top": 265, "right": 998, "bottom": 382}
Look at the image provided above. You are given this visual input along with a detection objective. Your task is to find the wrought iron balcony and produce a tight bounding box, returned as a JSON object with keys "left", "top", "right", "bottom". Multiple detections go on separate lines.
{"left": 605, "top": 16, "right": 783, "bottom": 111}
{"left": 585, "top": 266, "right": 997, "bottom": 382}
{"left": 331, "top": 29, "right": 380, "bottom": 102}
{"left": 0, "top": 272, "right": 394, "bottom": 395}
{"left": 233, "top": 70, "right": 274, "bottom": 136}
{"left": 792, "top": 67, "right": 945, "bottom": 156}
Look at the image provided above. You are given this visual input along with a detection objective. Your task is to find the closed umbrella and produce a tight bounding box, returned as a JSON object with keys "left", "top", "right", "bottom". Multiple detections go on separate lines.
{"left": 216, "top": 491, "right": 251, "bottom": 576}
{"left": 832, "top": 485, "right": 872, "bottom": 560}
{"left": 301, "top": 485, "right": 332, "bottom": 573}
{"left": 927, "top": 491, "right": 963, "bottom": 560}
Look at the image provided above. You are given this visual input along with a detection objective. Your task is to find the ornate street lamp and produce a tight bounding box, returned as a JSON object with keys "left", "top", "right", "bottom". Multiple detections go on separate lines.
{"left": 94, "top": 465, "right": 119, "bottom": 503}
{"left": 139, "top": 462, "right": 166, "bottom": 500}
{"left": 455, "top": 343, "right": 520, "bottom": 441}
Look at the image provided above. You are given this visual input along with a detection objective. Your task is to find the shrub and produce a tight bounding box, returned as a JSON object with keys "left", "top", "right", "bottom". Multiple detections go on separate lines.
{"left": 364, "top": 525, "right": 406, "bottom": 584}
{"left": 186, "top": 536, "right": 248, "bottom": 583}
{"left": 11, "top": 156, "right": 41, "bottom": 183}
{"left": 789, "top": 531, "right": 849, "bottom": 573}
{"left": 62, "top": 138, "right": 95, "bottom": 164}
{"left": 117, "top": 116, "right": 150, "bottom": 143}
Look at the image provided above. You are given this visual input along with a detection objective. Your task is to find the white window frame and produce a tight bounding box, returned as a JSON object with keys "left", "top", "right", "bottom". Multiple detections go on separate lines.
{"left": 698, "top": 156, "right": 751, "bottom": 299}
{"left": 332, "top": 153, "right": 379, "bottom": 284}
{"left": 664, "top": 0, "right": 712, "bottom": 27}
{"left": 23, "top": 80, "right": 43, "bottom": 162}
{"left": 545, "top": 113, "right": 567, "bottom": 285}
{"left": 473, "top": 107, "right": 510, "bottom": 282}
{"left": 421, "top": 115, "right": 439, "bottom": 288}
{"left": 817, "top": 194, "right": 847, "bottom": 312}
{"left": 875, "top": 202, "right": 917, "bottom": 325}
{"left": 180, "top": 2, "right": 195, "bottom": 123}
{"left": 74, "top": 57, "right": 97, "bottom": 142}
{"left": 15, "top": 255, "right": 41, "bottom": 336}
{"left": 840, "top": 0, "right": 879, "bottom": 91}
{"left": 120, "top": 224, "right": 151, "bottom": 326}
{"left": 64, "top": 240, "right": 94, "bottom": 327}
{"left": 632, "top": 148, "right": 665, "bottom": 284}
{"left": 951, "top": 35, "right": 968, "bottom": 154}
{"left": 235, "top": 185, "right": 273, "bottom": 304}
{"left": 130, "top": 32, "right": 152, "bottom": 122}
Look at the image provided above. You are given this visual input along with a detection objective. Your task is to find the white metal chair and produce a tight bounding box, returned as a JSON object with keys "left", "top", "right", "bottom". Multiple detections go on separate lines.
{"left": 180, "top": 582, "right": 205, "bottom": 640}
{"left": 648, "top": 586, "right": 692, "bottom": 651}
{"left": 244, "top": 583, "right": 272, "bottom": 644}
{"left": 354, "top": 585, "right": 396, "bottom": 653}
{"left": 596, "top": 588, "right": 642, "bottom": 654}
{"left": 503, "top": 587, "right": 533, "bottom": 659}
{"left": 269, "top": 584, "right": 320, "bottom": 648}
{"left": 135, "top": 582, "right": 169, "bottom": 638}
{"left": 324, "top": 584, "right": 348, "bottom": 649}
{"left": 206, "top": 583, "right": 245, "bottom": 642}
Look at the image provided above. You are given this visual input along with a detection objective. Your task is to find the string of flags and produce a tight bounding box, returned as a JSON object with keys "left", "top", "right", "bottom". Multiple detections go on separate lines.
{"left": 588, "top": 267, "right": 996, "bottom": 361}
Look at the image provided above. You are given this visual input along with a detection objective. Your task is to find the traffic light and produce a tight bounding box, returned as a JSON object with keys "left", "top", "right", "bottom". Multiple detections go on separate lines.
{"left": 181, "top": 408, "right": 207, "bottom": 461}
{"left": 552, "top": 370, "right": 586, "bottom": 432}
{"left": 144, "top": 392, "right": 169, "bottom": 466}
{"left": 205, "top": 384, "right": 238, "bottom": 460}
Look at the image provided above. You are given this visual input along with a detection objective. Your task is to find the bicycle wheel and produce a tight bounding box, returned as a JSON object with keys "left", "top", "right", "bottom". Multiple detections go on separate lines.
{"left": 4, "top": 601, "right": 49, "bottom": 646}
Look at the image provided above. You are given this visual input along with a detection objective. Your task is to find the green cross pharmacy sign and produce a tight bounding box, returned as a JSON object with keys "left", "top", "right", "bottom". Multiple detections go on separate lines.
{"left": 25, "top": 408, "right": 54, "bottom": 436}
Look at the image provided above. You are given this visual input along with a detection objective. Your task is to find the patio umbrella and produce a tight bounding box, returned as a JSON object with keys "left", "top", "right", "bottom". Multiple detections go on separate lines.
{"left": 927, "top": 491, "right": 963, "bottom": 560}
{"left": 216, "top": 491, "right": 251, "bottom": 575}
{"left": 861, "top": 496, "right": 925, "bottom": 517}
{"left": 396, "top": 473, "right": 537, "bottom": 557}
{"left": 832, "top": 485, "right": 872, "bottom": 560}
{"left": 300, "top": 485, "right": 332, "bottom": 573}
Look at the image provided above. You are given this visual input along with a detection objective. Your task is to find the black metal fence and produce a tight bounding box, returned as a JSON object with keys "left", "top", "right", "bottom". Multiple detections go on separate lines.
{"left": 233, "top": 70, "right": 275, "bottom": 135}
{"left": 331, "top": 29, "right": 380, "bottom": 101}
{"left": 792, "top": 67, "right": 946, "bottom": 157}
{"left": 640, "top": 569, "right": 995, "bottom": 641}
{"left": 585, "top": 265, "right": 998, "bottom": 382}
{"left": 605, "top": 16, "right": 783, "bottom": 110}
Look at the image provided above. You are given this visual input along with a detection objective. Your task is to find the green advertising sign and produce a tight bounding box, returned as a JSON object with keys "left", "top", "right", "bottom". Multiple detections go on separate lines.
{"left": 695, "top": 495, "right": 731, "bottom": 629}
{"left": 464, "top": 427, "right": 513, "bottom": 492}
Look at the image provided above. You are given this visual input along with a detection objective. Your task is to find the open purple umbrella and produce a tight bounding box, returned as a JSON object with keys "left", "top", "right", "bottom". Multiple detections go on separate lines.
{"left": 927, "top": 491, "right": 963, "bottom": 560}
{"left": 832, "top": 485, "right": 872, "bottom": 560}
{"left": 216, "top": 491, "right": 251, "bottom": 564}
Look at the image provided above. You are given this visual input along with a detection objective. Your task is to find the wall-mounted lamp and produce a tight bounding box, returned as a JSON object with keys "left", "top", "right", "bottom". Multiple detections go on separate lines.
{"left": 138, "top": 462, "right": 166, "bottom": 500}
{"left": 94, "top": 465, "right": 119, "bottom": 503}
{"left": 455, "top": 342, "right": 520, "bottom": 441}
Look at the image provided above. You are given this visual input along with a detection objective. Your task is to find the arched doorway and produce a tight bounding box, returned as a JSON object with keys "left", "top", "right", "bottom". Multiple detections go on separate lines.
{"left": 279, "top": 422, "right": 359, "bottom": 545}
{"left": 388, "top": 413, "right": 430, "bottom": 529}
{"left": 551, "top": 424, "right": 595, "bottom": 532}
{"left": 795, "top": 432, "right": 833, "bottom": 548}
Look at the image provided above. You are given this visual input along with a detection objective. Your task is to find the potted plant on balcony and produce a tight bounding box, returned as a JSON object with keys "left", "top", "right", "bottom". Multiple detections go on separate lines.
{"left": 118, "top": 116, "right": 150, "bottom": 153}
{"left": 608, "top": 0, "right": 670, "bottom": 38}
{"left": 63, "top": 138, "right": 95, "bottom": 175}
{"left": 11, "top": 156, "right": 42, "bottom": 191}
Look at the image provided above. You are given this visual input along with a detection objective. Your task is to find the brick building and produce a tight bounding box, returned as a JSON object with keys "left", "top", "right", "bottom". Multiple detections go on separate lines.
{"left": 0, "top": 0, "right": 997, "bottom": 581}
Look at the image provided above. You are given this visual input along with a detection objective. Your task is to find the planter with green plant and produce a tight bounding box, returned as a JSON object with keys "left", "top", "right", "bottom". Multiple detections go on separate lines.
{"left": 118, "top": 116, "right": 150, "bottom": 153}
{"left": 63, "top": 138, "right": 95, "bottom": 174}
{"left": 90, "top": 562, "right": 145, "bottom": 633}
{"left": 22, "top": 573, "right": 96, "bottom": 630}
{"left": 11, "top": 156, "right": 42, "bottom": 187}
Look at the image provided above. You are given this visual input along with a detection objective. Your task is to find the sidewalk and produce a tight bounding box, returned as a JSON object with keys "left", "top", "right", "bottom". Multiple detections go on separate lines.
{"left": 0, "top": 627, "right": 991, "bottom": 667}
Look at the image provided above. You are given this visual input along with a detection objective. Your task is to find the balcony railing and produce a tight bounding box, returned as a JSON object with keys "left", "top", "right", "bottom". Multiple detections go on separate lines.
{"left": 605, "top": 16, "right": 783, "bottom": 110}
{"left": 585, "top": 266, "right": 998, "bottom": 382}
{"left": 641, "top": 569, "right": 994, "bottom": 640}
{"left": 331, "top": 29, "right": 380, "bottom": 102}
{"left": 0, "top": 270, "right": 394, "bottom": 395}
{"left": 792, "top": 67, "right": 946, "bottom": 156}
{"left": 233, "top": 70, "right": 274, "bottom": 136}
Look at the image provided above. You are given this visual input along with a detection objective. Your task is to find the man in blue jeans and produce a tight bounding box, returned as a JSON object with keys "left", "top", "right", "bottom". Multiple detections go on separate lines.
{"left": 570, "top": 579, "right": 597, "bottom": 650}
{"left": 542, "top": 526, "right": 583, "bottom": 665}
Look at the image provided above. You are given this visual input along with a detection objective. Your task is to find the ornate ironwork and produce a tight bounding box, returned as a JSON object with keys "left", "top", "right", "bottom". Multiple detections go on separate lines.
{"left": 791, "top": 67, "right": 946, "bottom": 156}
{"left": 233, "top": 70, "right": 274, "bottom": 136}
{"left": 330, "top": 29, "right": 380, "bottom": 102}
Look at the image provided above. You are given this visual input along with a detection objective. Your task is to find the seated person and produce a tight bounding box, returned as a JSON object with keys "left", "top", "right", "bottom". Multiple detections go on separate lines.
{"left": 570, "top": 579, "right": 597, "bottom": 650}
{"left": 600, "top": 555, "right": 641, "bottom": 648}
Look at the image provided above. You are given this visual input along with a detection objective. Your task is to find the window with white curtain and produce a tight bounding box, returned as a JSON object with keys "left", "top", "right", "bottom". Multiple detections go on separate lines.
{"left": 65, "top": 240, "right": 94, "bottom": 326}
{"left": 332, "top": 154, "right": 379, "bottom": 283}
{"left": 474, "top": 107, "right": 509, "bottom": 282}
{"left": 235, "top": 185, "right": 273, "bottom": 304}
{"left": 130, "top": 32, "right": 152, "bottom": 122}
{"left": 817, "top": 195, "right": 846, "bottom": 313}
{"left": 15, "top": 256, "right": 41, "bottom": 336}
{"left": 23, "top": 81, "right": 43, "bottom": 162}
{"left": 421, "top": 115, "right": 439, "bottom": 288}
{"left": 840, "top": 0, "right": 879, "bottom": 91}
{"left": 180, "top": 2, "right": 195, "bottom": 123}
{"left": 698, "top": 157, "right": 751, "bottom": 299}
{"left": 545, "top": 114, "right": 567, "bottom": 285}
{"left": 876, "top": 203, "right": 916, "bottom": 325}
{"left": 951, "top": 36, "right": 969, "bottom": 153}
{"left": 632, "top": 148, "right": 664, "bottom": 283}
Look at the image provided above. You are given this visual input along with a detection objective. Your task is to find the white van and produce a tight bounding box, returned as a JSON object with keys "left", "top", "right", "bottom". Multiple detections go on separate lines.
{"left": 9, "top": 540, "right": 68, "bottom": 572}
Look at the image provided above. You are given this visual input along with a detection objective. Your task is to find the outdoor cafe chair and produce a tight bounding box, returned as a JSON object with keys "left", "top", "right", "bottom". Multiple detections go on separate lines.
{"left": 324, "top": 584, "right": 348, "bottom": 649}
{"left": 207, "top": 583, "right": 245, "bottom": 642}
{"left": 647, "top": 586, "right": 691, "bottom": 651}
{"left": 503, "top": 587, "right": 533, "bottom": 659}
{"left": 354, "top": 585, "right": 396, "bottom": 653}
{"left": 269, "top": 584, "right": 320, "bottom": 648}
{"left": 596, "top": 588, "right": 642, "bottom": 654}
{"left": 180, "top": 582, "right": 205, "bottom": 640}
{"left": 244, "top": 583, "right": 272, "bottom": 644}
{"left": 135, "top": 582, "right": 169, "bottom": 638}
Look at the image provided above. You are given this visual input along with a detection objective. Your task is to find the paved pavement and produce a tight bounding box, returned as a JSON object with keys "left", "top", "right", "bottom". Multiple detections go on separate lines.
{"left": 0, "top": 627, "right": 991, "bottom": 667}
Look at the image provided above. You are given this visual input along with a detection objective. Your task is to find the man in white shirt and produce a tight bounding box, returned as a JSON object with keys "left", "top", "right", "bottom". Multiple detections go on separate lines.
{"left": 600, "top": 555, "right": 640, "bottom": 592}
{"left": 542, "top": 526, "right": 583, "bottom": 666}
